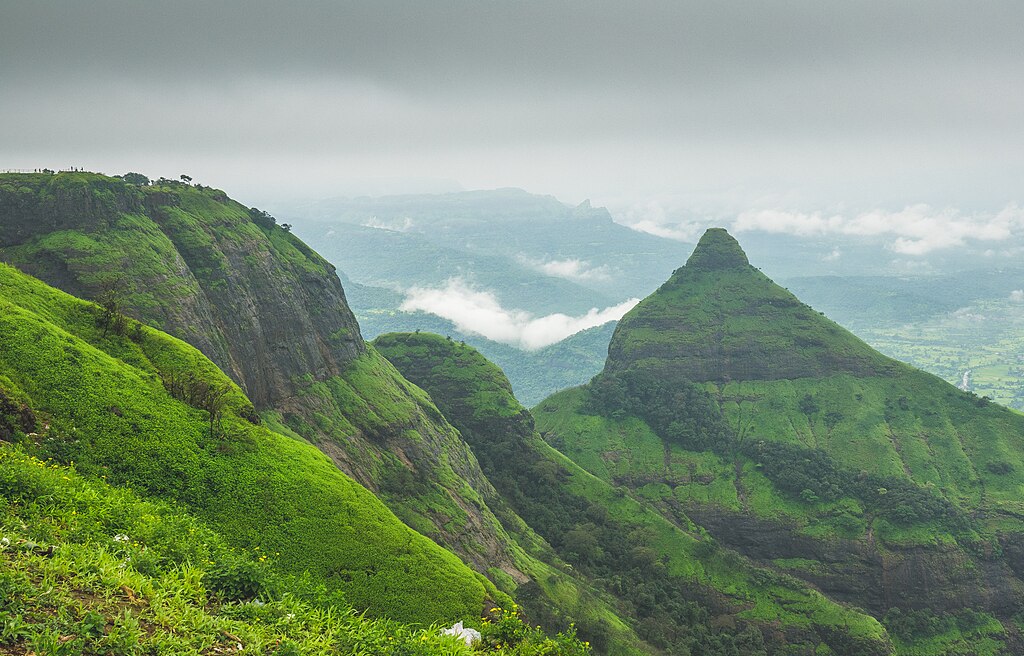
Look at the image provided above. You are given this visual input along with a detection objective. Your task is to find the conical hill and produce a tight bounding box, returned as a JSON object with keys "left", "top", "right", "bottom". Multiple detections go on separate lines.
{"left": 605, "top": 228, "right": 895, "bottom": 382}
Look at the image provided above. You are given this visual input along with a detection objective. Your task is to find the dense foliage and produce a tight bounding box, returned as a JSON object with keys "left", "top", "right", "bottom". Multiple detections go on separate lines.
{"left": 745, "top": 440, "right": 967, "bottom": 529}
{"left": 585, "top": 369, "right": 730, "bottom": 451}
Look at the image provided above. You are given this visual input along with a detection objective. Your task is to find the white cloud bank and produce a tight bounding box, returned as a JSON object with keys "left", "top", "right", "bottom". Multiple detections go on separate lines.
{"left": 616, "top": 200, "right": 705, "bottom": 242}
{"left": 1010, "top": 290, "right": 1024, "bottom": 303}
{"left": 732, "top": 204, "right": 1024, "bottom": 255}
{"left": 399, "top": 278, "right": 638, "bottom": 350}
{"left": 517, "top": 255, "right": 610, "bottom": 282}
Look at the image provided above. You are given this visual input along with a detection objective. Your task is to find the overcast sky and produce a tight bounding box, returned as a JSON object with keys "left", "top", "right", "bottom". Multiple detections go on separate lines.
{"left": 3, "top": 1, "right": 1022, "bottom": 214}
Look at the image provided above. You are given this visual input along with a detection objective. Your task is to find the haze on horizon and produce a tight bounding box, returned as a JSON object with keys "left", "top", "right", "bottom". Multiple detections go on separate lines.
{"left": 3, "top": 1, "right": 1023, "bottom": 229}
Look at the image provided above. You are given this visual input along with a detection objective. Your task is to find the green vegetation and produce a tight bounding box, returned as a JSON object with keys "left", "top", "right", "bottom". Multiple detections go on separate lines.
{"left": 534, "top": 229, "right": 1024, "bottom": 654}
{"left": 882, "top": 608, "right": 1007, "bottom": 656}
{"left": 786, "top": 271, "right": 1024, "bottom": 411}
{"left": 606, "top": 228, "right": 895, "bottom": 383}
{"left": 376, "top": 332, "right": 891, "bottom": 656}
{"left": 0, "top": 445, "right": 592, "bottom": 655}
{"left": 0, "top": 262, "right": 488, "bottom": 624}
{"left": 373, "top": 333, "right": 649, "bottom": 655}
{"left": 0, "top": 172, "right": 534, "bottom": 587}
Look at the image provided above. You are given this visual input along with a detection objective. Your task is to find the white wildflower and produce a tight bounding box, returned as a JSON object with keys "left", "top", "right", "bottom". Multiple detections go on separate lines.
{"left": 113, "top": 533, "right": 130, "bottom": 542}
{"left": 442, "top": 621, "right": 481, "bottom": 646}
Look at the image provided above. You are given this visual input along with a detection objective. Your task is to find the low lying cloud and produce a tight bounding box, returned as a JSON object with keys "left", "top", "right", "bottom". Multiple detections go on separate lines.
{"left": 518, "top": 255, "right": 610, "bottom": 282}
{"left": 361, "top": 216, "right": 415, "bottom": 232}
{"left": 616, "top": 200, "right": 704, "bottom": 243}
{"left": 821, "top": 247, "right": 842, "bottom": 262}
{"left": 732, "top": 204, "right": 1024, "bottom": 255}
{"left": 1010, "top": 290, "right": 1024, "bottom": 303}
{"left": 399, "top": 278, "right": 638, "bottom": 350}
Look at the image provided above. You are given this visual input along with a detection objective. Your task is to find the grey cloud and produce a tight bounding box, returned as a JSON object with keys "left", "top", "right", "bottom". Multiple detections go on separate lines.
{"left": 2, "top": 1, "right": 1023, "bottom": 207}
{"left": 6, "top": 1, "right": 1023, "bottom": 87}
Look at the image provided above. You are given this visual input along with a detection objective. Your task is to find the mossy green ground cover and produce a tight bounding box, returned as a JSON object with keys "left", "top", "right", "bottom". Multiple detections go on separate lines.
{"left": 0, "top": 262, "right": 488, "bottom": 625}
{"left": 0, "top": 446, "right": 592, "bottom": 655}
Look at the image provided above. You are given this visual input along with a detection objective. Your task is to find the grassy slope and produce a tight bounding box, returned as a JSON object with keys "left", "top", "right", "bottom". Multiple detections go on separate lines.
{"left": 0, "top": 446, "right": 592, "bottom": 656}
{"left": 536, "top": 387, "right": 1015, "bottom": 656}
{"left": 0, "top": 172, "right": 530, "bottom": 595}
{"left": 0, "top": 262, "right": 490, "bottom": 625}
{"left": 376, "top": 332, "right": 891, "bottom": 655}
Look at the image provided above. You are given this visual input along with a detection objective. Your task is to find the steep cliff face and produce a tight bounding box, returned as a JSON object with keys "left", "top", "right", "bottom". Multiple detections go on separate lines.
{"left": 0, "top": 172, "right": 363, "bottom": 407}
{"left": 0, "top": 172, "right": 524, "bottom": 586}
{"left": 536, "top": 229, "right": 1024, "bottom": 654}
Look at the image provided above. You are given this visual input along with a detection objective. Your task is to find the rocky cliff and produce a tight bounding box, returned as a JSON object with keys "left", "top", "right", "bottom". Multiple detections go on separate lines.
{"left": 0, "top": 172, "right": 363, "bottom": 407}
{"left": 0, "top": 171, "right": 524, "bottom": 586}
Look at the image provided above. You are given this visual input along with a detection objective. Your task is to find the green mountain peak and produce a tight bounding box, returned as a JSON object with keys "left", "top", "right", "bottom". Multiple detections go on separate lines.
{"left": 606, "top": 230, "right": 894, "bottom": 382}
{"left": 684, "top": 227, "right": 750, "bottom": 271}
